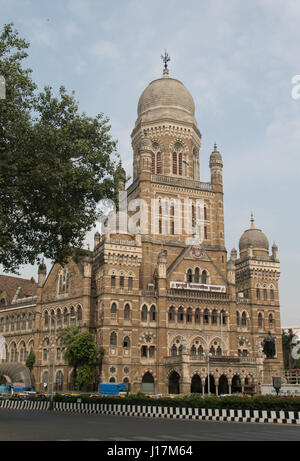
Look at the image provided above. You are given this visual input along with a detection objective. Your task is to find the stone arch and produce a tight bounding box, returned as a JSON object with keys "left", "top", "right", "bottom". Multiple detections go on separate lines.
{"left": 232, "top": 374, "right": 242, "bottom": 393}
{"left": 191, "top": 374, "right": 202, "bottom": 394}
{"left": 205, "top": 374, "right": 216, "bottom": 394}
{"left": 141, "top": 371, "right": 155, "bottom": 394}
{"left": 168, "top": 370, "right": 181, "bottom": 394}
{"left": 218, "top": 374, "right": 229, "bottom": 395}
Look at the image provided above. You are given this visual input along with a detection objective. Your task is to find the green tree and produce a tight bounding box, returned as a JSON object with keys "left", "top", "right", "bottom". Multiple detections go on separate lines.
{"left": 25, "top": 350, "right": 35, "bottom": 372}
{"left": 60, "top": 328, "right": 97, "bottom": 390}
{"left": 0, "top": 23, "right": 121, "bottom": 273}
{"left": 282, "top": 329, "right": 296, "bottom": 370}
{"left": 76, "top": 364, "right": 94, "bottom": 391}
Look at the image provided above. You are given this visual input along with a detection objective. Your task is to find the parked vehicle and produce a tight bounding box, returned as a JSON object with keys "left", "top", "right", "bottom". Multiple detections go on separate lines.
{"left": 99, "top": 383, "right": 127, "bottom": 396}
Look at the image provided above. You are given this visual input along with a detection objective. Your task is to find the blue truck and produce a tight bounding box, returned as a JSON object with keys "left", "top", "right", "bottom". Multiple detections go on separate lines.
{"left": 99, "top": 383, "right": 126, "bottom": 396}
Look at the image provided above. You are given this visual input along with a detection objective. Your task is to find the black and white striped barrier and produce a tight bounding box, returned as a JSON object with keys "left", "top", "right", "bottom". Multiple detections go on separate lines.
{"left": 1, "top": 400, "right": 300, "bottom": 424}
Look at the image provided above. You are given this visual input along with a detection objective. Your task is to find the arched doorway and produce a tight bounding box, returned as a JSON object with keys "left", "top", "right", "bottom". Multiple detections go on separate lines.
{"left": 204, "top": 374, "right": 216, "bottom": 394}
{"left": 191, "top": 374, "right": 202, "bottom": 394}
{"left": 218, "top": 375, "right": 229, "bottom": 395}
{"left": 141, "top": 372, "right": 155, "bottom": 394}
{"left": 232, "top": 374, "right": 242, "bottom": 393}
{"left": 168, "top": 371, "right": 180, "bottom": 394}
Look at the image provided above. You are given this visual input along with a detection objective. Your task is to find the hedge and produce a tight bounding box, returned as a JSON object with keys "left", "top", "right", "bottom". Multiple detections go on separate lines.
{"left": 45, "top": 393, "right": 300, "bottom": 412}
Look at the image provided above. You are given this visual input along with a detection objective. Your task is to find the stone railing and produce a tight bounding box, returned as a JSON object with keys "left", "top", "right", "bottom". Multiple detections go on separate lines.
{"left": 166, "top": 289, "right": 230, "bottom": 301}
{"left": 152, "top": 174, "right": 213, "bottom": 191}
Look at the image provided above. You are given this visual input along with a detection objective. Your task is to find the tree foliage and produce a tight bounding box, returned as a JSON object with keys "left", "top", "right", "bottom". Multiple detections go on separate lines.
{"left": 60, "top": 326, "right": 98, "bottom": 390}
{"left": 0, "top": 23, "right": 121, "bottom": 273}
{"left": 25, "top": 350, "right": 35, "bottom": 372}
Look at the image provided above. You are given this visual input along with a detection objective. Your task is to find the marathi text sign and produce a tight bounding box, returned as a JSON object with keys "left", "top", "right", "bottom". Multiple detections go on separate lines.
{"left": 170, "top": 281, "right": 226, "bottom": 293}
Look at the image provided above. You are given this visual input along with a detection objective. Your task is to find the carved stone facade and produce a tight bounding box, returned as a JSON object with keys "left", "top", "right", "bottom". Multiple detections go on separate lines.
{"left": 0, "top": 66, "right": 285, "bottom": 394}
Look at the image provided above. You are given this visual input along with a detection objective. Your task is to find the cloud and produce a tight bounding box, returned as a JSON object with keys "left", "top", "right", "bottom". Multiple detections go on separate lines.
{"left": 90, "top": 40, "right": 120, "bottom": 60}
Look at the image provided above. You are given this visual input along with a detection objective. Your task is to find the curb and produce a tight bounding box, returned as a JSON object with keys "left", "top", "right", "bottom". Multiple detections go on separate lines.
{"left": 1, "top": 400, "right": 300, "bottom": 424}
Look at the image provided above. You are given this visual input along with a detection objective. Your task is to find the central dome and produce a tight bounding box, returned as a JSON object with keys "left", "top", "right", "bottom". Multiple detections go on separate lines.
{"left": 136, "top": 76, "right": 196, "bottom": 125}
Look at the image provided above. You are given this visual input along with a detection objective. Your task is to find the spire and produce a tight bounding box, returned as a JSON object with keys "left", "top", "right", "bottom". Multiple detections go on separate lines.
{"left": 250, "top": 212, "right": 255, "bottom": 229}
{"left": 161, "top": 49, "right": 170, "bottom": 78}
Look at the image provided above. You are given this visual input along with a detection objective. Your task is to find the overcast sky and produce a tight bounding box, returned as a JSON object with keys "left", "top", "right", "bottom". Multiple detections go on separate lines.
{"left": 1, "top": 0, "right": 299, "bottom": 326}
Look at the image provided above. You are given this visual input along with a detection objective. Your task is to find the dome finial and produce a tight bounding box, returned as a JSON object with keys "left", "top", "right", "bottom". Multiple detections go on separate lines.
{"left": 161, "top": 49, "right": 170, "bottom": 78}
{"left": 250, "top": 212, "right": 255, "bottom": 229}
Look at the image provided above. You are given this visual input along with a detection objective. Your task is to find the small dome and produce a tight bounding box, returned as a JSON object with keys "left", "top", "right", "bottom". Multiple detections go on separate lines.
{"left": 239, "top": 215, "right": 269, "bottom": 253}
{"left": 209, "top": 143, "right": 223, "bottom": 166}
{"left": 137, "top": 76, "right": 196, "bottom": 125}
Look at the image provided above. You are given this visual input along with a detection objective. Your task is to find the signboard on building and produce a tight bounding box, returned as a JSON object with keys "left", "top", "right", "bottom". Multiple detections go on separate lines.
{"left": 170, "top": 281, "right": 226, "bottom": 293}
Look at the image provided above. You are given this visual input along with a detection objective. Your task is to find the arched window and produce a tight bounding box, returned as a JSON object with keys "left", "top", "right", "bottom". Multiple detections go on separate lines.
{"left": 156, "top": 152, "right": 161, "bottom": 174}
{"left": 171, "top": 344, "right": 177, "bottom": 356}
{"left": 178, "top": 307, "right": 184, "bottom": 323}
{"left": 123, "top": 336, "right": 130, "bottom": 348}
{"left": 19, "top": 342, "right": 26, "bottom": 362}
{"left": 204, "top": 309, "right": 209, "bottom": 324}
{"left": 269, "top": 313, "right": 274, "bottom": 327}
{"left": 258, "top": 312, "right": 263, "bottom": 328}
{"left": 172, "top": 152, "right": 177, "bottom": 174}
{"left": 77, "top": 305, "right": 82, "bottom": 322}
{"left": 169, "top": 306, "right": 175, "bottom": 322}
{"left": 198, "top": 345, "right": 204, "bottom": 357}
{"left": 194, "top": 267, "right": 200, "bottom": 283}
{"left": 178, "top": 153, "right": 182, "bottom": 175}
{"left": 44, "top": 311, "right": 49, "bottom": 328}
{"left": 256, "top": 288, "right": 261, "bottom": 300}
{"left": 42, "top": 371, "right": 49, "bottom": 390}
{"left": 111, "top": 302, "right": 117, "bottom": 319}
{"left": 56, "top": 309, "right": 62, "bottom": 327}
{"left": 151, "top": 153, "right": 155, "bottom": 174}
{"left": 70, "top": 306, "right": 75, "bottom": 324}
{"left": 236, "top": 311, "right": 240, "bottom": 326}
{"left": 186, "top": 307, "right": 193, "bottom": 323}
{"left": 241, "top": 311, "right": 247, "bottom": 326}
{"left": 110, "top": 332, "right": 117, "bottom": 346}
{"left": 56, "top": 371, "right": 64, "bottom": 391}
{"left": 220, "top": 310, "right": 226, "bottom": 325}
{"left": 204, "top": 206, "right": 207, "bottom": 220}
{"left": 124, "top": 303, "right": 130, "bottom": 320}
{"left": 150, "top": 305, "right": 156, "bottom": 322}
{"left": 141, "top": 305, "right": 148, "bottom": 322}
{"left": 270, "top": 289, "right": 275, "bottom": 301}
{"left": 187, "top": 269, "right": 193, "bottom": 283}
{"left": 201, "top": 270, "right": 207, "bottom": 284}
{"left": 58, "top": 269, "right": 70, "bottom": 294}
{"left": 63, "top": 307, "right": 68, "bottom": 324}
{"left": 191, "top": 345, "right": 197, "bottom": 356}
{"left": 22, "top": 313, "right": 26, "bottom": 330}
{"left": 212, "top": 309, "right": 218, "bottom": 325}
{"left": 195, "top": 308, "right": 201, "bottom": 324}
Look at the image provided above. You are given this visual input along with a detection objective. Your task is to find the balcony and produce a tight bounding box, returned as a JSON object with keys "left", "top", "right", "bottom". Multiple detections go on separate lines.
{"left": 165, "top": 355, "right": 257, "bottom": 365}
{"left": 167, "top": 288, "right": 230, "bottom": 302}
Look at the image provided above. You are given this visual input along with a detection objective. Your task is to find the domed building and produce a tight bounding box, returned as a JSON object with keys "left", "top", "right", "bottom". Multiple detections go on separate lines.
{"left": 0, "top": 60, "right": 284, "bottom": 394}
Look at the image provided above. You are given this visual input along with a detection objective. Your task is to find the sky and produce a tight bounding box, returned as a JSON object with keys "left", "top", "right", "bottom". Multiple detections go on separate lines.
{"left": 0, "top": 0, "right": 299, "bottom": 326}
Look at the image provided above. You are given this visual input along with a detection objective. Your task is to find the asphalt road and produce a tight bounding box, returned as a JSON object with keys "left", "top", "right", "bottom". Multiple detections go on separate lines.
{"left": 0, "top": 408, "right": 300, "bottom": 442}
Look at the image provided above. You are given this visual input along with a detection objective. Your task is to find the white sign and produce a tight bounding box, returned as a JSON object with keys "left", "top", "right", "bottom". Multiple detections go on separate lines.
{"left": 170, "top": 281, "right": 226, "bottom": 293}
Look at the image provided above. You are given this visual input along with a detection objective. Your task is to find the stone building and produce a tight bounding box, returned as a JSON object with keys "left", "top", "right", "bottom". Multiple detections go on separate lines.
{"left": 0, "top": 63, "right": 284, "bottom": 395}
